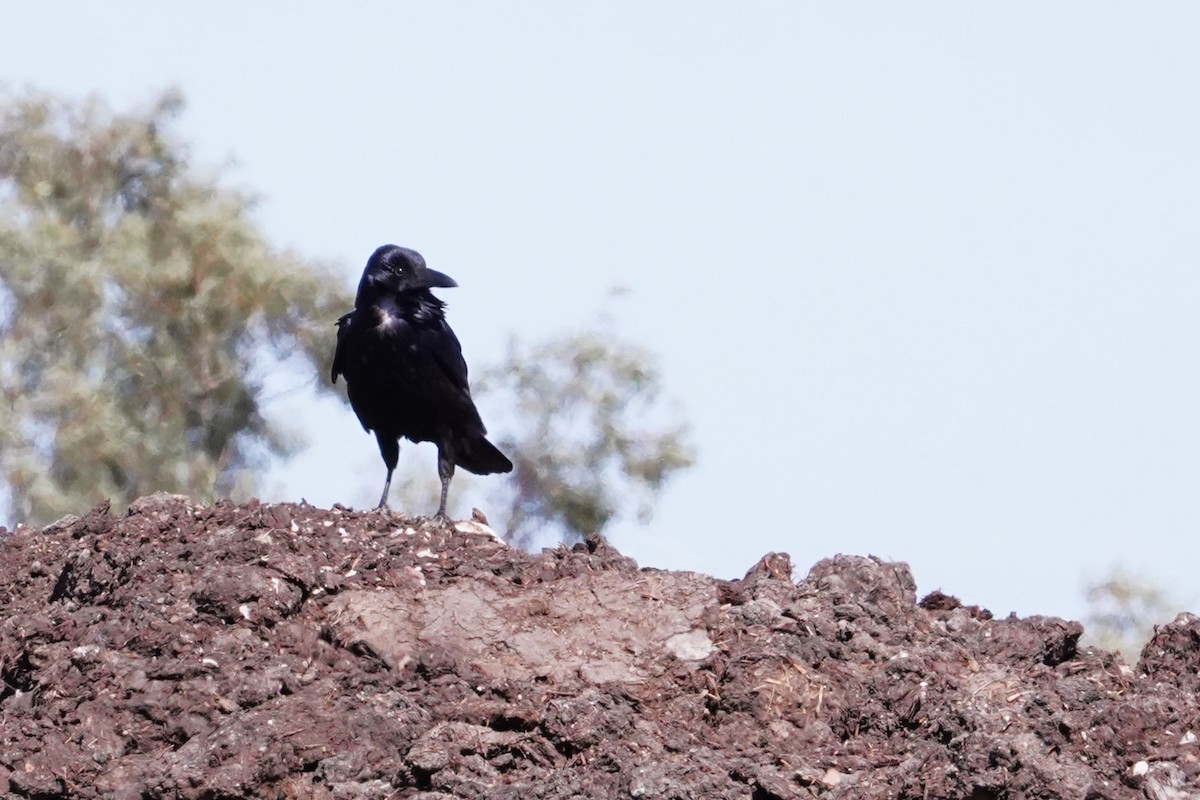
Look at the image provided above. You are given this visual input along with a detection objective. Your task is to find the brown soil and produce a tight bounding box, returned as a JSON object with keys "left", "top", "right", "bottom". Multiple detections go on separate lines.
{"left": 1, "top": 494, "right": 1197, "bottom": 799}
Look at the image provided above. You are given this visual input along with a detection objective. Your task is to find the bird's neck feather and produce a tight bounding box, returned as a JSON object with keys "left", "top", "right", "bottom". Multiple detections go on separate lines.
{"left": 370, "top": 290, "right": 446, "bottom": 322}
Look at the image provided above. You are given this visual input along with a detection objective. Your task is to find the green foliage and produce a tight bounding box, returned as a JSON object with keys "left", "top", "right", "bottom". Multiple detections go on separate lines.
{"left": 1082, "top": 566, "right": 1179, "bottom": 662}
{"left": 0, "top": 90, "right": 351, "bottom": 524}
{"left": 478, "top": 321, "right": 695, "bottom": 545}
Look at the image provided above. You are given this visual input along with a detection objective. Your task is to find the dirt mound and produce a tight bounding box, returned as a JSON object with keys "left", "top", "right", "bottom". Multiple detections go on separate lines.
{"left": 1, "top": 495, "right": 1198, "bottom": 799}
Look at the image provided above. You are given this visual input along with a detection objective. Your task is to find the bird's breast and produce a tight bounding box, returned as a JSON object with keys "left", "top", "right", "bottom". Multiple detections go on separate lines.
{"left": 373, "top": 306, "right": 406, "bottom": 331}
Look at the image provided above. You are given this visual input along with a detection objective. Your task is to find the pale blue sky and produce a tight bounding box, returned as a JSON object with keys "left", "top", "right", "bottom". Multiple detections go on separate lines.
{"left": 4, "top": 3, "right": 1199, "bottom": 623}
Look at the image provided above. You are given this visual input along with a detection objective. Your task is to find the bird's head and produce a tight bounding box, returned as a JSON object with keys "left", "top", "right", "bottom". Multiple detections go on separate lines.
{"left": 356, "top": 244, "right": 457, "bottom": 304}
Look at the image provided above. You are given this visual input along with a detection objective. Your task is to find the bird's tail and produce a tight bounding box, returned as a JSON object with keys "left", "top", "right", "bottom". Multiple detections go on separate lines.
{"left": 456, "top": 436, "right": 514, "bottom": 475}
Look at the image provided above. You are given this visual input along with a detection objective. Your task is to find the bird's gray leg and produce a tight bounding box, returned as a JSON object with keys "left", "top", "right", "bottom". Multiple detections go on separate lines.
{"left": 375, "top": 433, "right": 400, "bottom": 510}
{"left": 436, "top": 443, "right": 455, "bottom": 520}
{"left": 378, "top": 468, "right": 394, "bottom": 510}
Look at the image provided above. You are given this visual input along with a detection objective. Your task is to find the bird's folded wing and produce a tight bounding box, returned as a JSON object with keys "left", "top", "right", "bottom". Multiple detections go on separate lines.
{"left": 331, "top": 312, "right": 354, "bottom": 383}
{"left": 420, "top": 320, "right": 471, "bottom": 395}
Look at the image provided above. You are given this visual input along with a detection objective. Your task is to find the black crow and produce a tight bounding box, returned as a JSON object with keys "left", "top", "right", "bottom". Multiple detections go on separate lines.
{"left": 332, "top": 244, "right": 512, "bottom": 516}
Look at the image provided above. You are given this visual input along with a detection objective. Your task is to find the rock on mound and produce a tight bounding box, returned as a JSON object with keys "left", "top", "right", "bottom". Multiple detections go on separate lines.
{"left": 1, "top": 495, "right": 1198, "bottom": 798}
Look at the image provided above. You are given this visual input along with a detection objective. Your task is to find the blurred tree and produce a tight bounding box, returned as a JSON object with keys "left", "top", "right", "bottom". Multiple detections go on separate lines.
{"left": 477, "top": 319, "right": 695, "bottom": 546}
{"left": 1082, "top": 566, "right": 1179, "bottom": 662}
{"left": 0, "top": 89, "right": 695, "bottom": 539}
{"left": 0, "top": 89, "right": 351, "bottom": 524}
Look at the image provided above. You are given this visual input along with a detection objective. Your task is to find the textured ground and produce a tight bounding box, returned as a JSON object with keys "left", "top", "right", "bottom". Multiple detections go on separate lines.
{"left": 1, "top": 494, "right": 1198, "bottom": 799}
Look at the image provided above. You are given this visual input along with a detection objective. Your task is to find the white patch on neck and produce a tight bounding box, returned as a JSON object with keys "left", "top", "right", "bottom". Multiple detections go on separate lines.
{"left": 375, "top": 307, "right": 404, "bottom": 330}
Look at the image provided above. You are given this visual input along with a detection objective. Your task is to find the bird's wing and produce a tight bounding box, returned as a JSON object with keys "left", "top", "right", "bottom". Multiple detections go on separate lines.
{"left": 331, "top": 312, "right": 353, "bottom": 383}
{"left": 420, "top": 318, "right": 472, "bottom": 396}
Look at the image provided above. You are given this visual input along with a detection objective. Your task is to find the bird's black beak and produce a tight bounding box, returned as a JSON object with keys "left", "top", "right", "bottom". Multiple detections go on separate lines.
{"left": 419, "top": 268, "right": 458, "bottom": 289}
